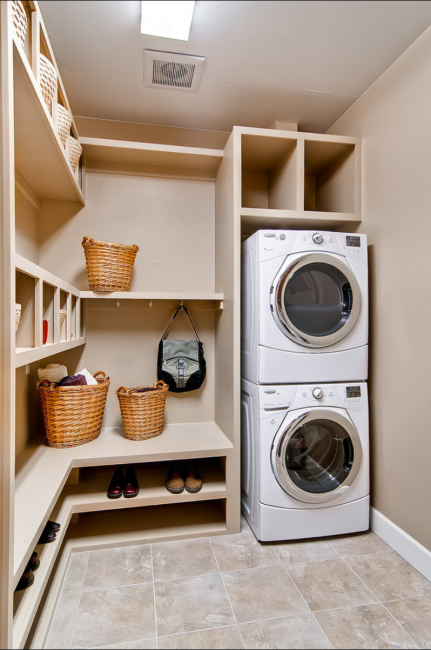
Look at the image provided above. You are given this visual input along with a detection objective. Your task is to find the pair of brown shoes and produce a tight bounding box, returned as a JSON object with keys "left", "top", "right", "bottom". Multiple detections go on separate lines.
{"left": 166, "top": 462, "right": 203, "bottom": 494}
{"left": 15, "top": 551, "right": 40, "bottom": 592}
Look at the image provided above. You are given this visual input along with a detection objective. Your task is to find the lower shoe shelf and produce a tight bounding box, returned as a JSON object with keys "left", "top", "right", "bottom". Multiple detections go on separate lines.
{"left": 14, "top": 423, "right": 233, "bottom": 587}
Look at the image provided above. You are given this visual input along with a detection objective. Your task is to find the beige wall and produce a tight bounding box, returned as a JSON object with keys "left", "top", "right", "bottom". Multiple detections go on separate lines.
{"left": 328, "top": 27, "right": 431, "bottom": 551}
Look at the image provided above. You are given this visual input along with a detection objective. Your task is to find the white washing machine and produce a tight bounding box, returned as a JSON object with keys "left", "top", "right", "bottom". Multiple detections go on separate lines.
{"left": 242, "top": 230, "right": 368, "bottom": 384}
{"left": 241, "top": 378, "right": 369, "bottom": 542}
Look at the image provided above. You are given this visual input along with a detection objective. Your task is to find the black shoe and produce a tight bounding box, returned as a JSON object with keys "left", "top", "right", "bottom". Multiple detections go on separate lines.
{"left": 38, "top": 529, "right": 56, "bottom": 544}
{"left": 124, "top": 466, "right": 139, "bottom": 499}
{"left": 107, "top": 466, "right": 125, "bottom": 499}
{"left": 184, "top": 465, "right": 203, "bottom": 493}
{"left": 29, "top": 551, "right": 40, "bottom": 572}
{"left": 15, "top": 565, "right": 34, "bottom": 592}
{"left": 47, "top": 521, "right": 61, "bottom": 533}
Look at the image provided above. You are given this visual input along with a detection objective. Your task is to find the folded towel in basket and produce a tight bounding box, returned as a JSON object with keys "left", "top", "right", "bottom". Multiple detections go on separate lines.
{"left": 38, "top": 364, "right": 68, "bottom": 383}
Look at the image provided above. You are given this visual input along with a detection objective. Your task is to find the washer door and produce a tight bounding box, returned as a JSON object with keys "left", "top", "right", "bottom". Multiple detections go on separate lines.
{"left": 271, "top": 408, "right": 362, "bottom": 504}
{"left": 270, "top": 252, "right": 361, "bottom": 348}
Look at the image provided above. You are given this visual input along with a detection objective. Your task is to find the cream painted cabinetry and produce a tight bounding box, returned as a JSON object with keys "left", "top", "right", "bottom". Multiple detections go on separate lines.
{"left": 0, "top": 3, "right": 361, "bottom": 648}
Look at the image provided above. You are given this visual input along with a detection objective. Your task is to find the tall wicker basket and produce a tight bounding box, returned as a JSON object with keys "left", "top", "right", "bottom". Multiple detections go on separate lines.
{"left": 38, "top": 371, "right": 110, "bottom": 448}
{"left": 116, "top": 381, "right": 169, "bottom": 441}
{"left": 82, "top": 237, "right": 139, "bottom": 292}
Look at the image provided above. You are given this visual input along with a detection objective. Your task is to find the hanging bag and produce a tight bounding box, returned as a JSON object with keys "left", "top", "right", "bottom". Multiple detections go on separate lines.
{"left": 157, "top": 305, "right": 206, "bottom": 393}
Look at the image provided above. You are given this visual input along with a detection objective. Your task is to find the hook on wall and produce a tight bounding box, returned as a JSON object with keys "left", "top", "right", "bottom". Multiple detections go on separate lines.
{"left": 116, "top": 300, "right": 120, "bottom": 309}
{"left": 149, "top": 300, "right": 153, "bottom": 309}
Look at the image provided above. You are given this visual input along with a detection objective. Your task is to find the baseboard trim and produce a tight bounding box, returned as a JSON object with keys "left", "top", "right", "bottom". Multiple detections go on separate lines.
{"left": 371, "top": 507, "right": 431, "bottom": 582}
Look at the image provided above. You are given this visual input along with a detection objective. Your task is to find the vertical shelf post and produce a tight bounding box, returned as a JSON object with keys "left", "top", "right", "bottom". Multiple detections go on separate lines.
{"left": 53, "top": 287, "right": 60, "bottom": 344}
{"left": 30, "top": 9, "right": 40, "bottom": 82}
{"left": 66, "top": 292, "right": 72, "bottom": 341}
{"left": 34, "top": 277, "right": 43, "bottom": 348}
{"left": 296, "top": 137, "right": 305, "bottom": 211}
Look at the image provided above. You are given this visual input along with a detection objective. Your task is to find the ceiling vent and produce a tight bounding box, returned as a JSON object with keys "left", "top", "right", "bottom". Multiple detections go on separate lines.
{"left": 144, "top": 50, "right": 205, "bottom": 92}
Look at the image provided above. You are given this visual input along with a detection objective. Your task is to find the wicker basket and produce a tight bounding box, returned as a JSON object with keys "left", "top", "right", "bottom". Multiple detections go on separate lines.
{"left": 69, "top": 136, "right": 82, "bottom": 171}
{"left": 12, "top": 1, "right": 28, "bottom": 48}
{"left": 38, "top": 371, "right": 110, "bottom": 448}
{"left": 82, "top": 237, "right": 139, "bottom": 292}
{"left": 116, "top": 381, "right": 168, "bottom": 441}
{"left": 39, "top": 53, "right": 57, "bottom": 108}
{"left": 57, "top": 104, "right": 72, "bottom": 147}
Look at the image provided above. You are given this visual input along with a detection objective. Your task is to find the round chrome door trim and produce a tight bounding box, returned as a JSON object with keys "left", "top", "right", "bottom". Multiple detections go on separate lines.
{"left": 271, "top": 408, "right": 363, "bottom": 504}
{"left": 270, "top": 252, "right": 362, "bottom": 348}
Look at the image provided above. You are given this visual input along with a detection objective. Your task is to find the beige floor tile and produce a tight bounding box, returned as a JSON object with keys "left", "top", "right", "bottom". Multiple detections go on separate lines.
{"left": 272, "top": 539, "right": 339, "bottom": 566}
{"left": 71, "top": 584, "right": 156, "bottom": 648}
{"left": 329, "top": 531, "right": 392, "bottom": 558}
{"left": 385, "top": 597, "right": 431, "bottom": 649}
{"left": 45, "top": 591, "right": 81, "bottom": 649}
{"left": 60, "top": 551, "right": 90, "bottom": 595}
{"left": 96, "top": 641, "right": 157, "bottom": 649}
{"left": 82, "top": 544, "right": 152, "bottom": 592}
{"left": 239, "top": 614, "right": 332, "bottom": 649}
{"left": 152, "top": 537, "right": 218, "bottom": 582}
{"left": 155, "top": 574, "right": 235, "bottom": 637}
{"left": 315, "top": 603, "right": 419, "bottom": 649}
{"left": 158, "top": 625, "right": 243, "bottom": 649}
{"left": 222, "top": 565, "right": 309, "bottom": 624}
{"left": 346, "top": 552, "right": 431, "bottom": 602}
{"left": 211, "top": 532, "right": 281, "bottom": 572}
{"left": 287, "top": 559, "right": 378, "bottom": 612}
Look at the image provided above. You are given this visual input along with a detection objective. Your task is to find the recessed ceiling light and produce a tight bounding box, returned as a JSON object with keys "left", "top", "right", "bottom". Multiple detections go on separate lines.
{"left": 141, "top": 1, "right": 196, "bottom": 41}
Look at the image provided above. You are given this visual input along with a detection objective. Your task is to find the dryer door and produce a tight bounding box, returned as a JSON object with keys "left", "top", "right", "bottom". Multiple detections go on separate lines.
{"left": 271, "top": 408, "right": 362, "bottom": 504}
{"left": 270, "top": 252, "right": 361, "bottom": 348}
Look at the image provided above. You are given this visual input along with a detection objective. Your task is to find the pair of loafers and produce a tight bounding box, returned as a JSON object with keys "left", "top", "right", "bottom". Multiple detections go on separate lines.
{"left": 166, "top": 462, "right": 203, "bottom": 494}
{"left": 15, "top": 551, "right": 40, "bottom": 592}
{"left": 107, "top": 466, "right": 139, "bottom": 499}
{"left": 38, "top": 520, "right": 60, "bottom": 545}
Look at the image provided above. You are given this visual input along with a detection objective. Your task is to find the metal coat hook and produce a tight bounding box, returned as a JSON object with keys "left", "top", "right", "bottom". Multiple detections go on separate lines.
{"left": 116, "top": 300, "right": 120, "bottom": 309}
{"left": 149, "top": 300, "right": 153, "bottom": 309}
{"left": 180, "top": 300, "right": 184, "bottom": 307}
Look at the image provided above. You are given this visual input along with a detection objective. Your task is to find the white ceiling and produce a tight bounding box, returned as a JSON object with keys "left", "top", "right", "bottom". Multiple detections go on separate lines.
{"left": 39, "top": 0, "right": 431, "bottom": 134}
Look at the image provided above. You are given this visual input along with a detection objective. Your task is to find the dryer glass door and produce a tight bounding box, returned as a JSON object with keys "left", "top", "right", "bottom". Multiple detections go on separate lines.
{"left": 272, "top": 253, "right": 361, "bottom": 347}
{"left": 272, "top": 409, "right": 362, "bottom": 504}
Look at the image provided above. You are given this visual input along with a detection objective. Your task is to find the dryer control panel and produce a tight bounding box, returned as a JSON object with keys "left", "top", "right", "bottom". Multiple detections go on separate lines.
{"left": 258, "top": 382, "right": 368, "bottom": 413}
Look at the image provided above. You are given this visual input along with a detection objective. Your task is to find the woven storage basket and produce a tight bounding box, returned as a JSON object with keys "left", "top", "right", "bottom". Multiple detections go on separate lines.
{"left": 69, "top": 136, "right": 82, "bottom": 171}
{"left": 12, "top": 1, "right": 28, "bottom": 48}
{"left": 116, "top": 381, "right": 168, "bottom": 441}
{"left": 82, "top": 237, "right": 139, "bottom": 292}
{"left": 57, "top": 104, "right": 72, "bottom": 147}
{"left": 39, "top": 53, "right": 56, "bottom": 108}
{"left": 38, "top": 371, "right": 110, "bottom": 448}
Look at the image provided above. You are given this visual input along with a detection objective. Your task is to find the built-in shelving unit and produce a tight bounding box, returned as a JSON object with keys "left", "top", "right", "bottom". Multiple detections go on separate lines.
{"left": 1, "top": 3, "right": 362, "bottom": 648}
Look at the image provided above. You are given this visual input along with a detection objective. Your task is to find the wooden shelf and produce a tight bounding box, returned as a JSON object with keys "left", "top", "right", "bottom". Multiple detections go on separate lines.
{"left": 80, "top": 137, "right": 223, "bottom": 169}
{"left": 13, "top": 40, "right": 84, "bottom": 204}
{"left": 81, "top": 291, "right": 224, "bottom": 308}
{"left": 241, "top": 207, "right": 358, "bottom": 236}
{"left": 14, "top": 423, "right": 233, "bottom": 584}
{"left": 15, "top": 338, "right": 87, "bottom": 368}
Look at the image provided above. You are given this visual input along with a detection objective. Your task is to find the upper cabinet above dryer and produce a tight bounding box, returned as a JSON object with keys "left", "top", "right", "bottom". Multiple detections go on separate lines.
{"left": 237, "top": 126, "right": 361, "bottom": 236}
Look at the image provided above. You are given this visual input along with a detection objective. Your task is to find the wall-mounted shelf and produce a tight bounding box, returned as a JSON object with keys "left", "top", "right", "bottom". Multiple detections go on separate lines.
{"left": 81, "top": 137, "right": 224, "bottom": 180}
{"left": 13, "top": 40, "right": 84, "bottom": 204}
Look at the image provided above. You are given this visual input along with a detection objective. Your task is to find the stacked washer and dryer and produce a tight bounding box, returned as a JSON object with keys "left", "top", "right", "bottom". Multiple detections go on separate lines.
{"left": 241, "top": 230, "right": 369, "bottom": 542}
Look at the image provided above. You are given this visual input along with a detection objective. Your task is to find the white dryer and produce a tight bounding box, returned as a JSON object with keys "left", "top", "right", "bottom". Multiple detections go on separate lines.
{"left": 242, "top": 230, "right": 368, "bottom": 384}
{"left": 241, "top": 378, "right": 369, "bottom": 542}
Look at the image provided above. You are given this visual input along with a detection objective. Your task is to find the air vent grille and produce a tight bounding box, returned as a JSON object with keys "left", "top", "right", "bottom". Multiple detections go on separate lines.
{"left": 144, "top": 50, "right": 205, "bottom": 93}
{"left": 152, "top": 60, "right": 195, "bottom": 89}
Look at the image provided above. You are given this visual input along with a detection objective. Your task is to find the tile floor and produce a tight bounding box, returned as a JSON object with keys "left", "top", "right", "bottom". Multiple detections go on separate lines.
{"left": 45, "top": 518, "right": 431, "bottom": 649}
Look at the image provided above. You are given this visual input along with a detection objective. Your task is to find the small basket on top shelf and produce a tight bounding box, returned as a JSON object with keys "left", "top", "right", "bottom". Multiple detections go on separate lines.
{"left": 116, "top": 381, "right": 169, "bottom": 441}
{"left": 38, "top": 371, "right": 110, "bottom": 448}
{"left": 82, "top": 237, "right": 139, "bottom": 292}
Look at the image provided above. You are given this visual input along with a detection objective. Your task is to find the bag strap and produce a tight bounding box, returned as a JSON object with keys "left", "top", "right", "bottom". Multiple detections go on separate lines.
{"left": 161, "top": 305, "right": 200, "bottom": 342}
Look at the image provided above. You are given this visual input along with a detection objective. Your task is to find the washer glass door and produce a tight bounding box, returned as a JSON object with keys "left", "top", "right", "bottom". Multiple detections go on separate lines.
{"left": 272, "top": 409, "right": 362, "bottom": 504}
{"left": 272, "top": 253, "right": 361, "bottom": 347}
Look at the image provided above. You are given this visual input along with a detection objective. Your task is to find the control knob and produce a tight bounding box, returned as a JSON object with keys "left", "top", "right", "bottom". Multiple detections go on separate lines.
{"left": 312, "top": 233, "right": 324, "bottom": 244}
{"left": 312, "top": 387, "right": 324, "bottom": 400}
